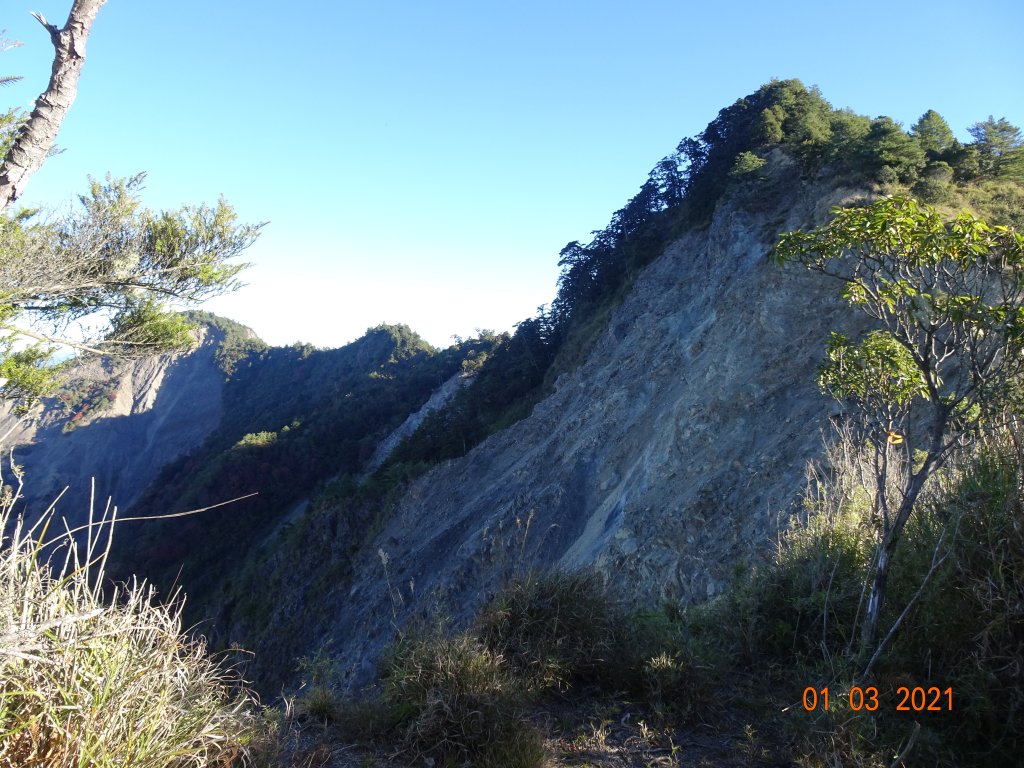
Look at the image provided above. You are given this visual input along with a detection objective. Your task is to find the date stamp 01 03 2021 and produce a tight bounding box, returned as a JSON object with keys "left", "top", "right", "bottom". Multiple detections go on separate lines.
{"left": 801, "top": 685, "right": 954, "bottom": 713}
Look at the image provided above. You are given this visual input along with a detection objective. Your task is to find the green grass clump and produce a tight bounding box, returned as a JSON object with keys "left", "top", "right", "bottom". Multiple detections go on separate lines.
{"left": 476, "top": 570, "right": 621, "bottom": 692}
{"left": 640, "top": 650, "right": 708, "bottom": 722}
{"left": 379, "top": 631, "right": 546, "bottom": 768}
{"left": 475, "top": 570, "right": 713, "bottom": 722}
{"left": 0, "top": 472, "right": 272, "bottom": 768}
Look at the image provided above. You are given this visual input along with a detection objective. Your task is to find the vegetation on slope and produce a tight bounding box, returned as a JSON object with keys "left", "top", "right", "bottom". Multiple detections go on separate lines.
{"left": 54, "top": 373, "right": 121, "bottom": 431}
{"left": 285, "top": 427, "right": 1023, "bottom": 767}
{"left": 109, "top": 323, "right": 497, "bottom": 620}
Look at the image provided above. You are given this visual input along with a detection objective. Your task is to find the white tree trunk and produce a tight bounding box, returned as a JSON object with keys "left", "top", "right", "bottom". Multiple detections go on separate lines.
{"left": 0, "top": 0, "right": 107, "bottom": 212}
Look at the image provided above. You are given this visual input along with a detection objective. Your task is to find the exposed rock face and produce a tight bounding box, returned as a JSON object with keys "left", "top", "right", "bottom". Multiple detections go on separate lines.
{"left": 294, "top": 166, "right": 869, "bottom": 689}
{"left": 0, "top": 327, "right": 225, "bottom": 527}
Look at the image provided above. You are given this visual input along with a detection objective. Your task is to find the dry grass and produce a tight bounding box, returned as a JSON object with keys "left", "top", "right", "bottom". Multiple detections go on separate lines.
{"left": 0, "top": 465, "right": 274, "bottom": 768}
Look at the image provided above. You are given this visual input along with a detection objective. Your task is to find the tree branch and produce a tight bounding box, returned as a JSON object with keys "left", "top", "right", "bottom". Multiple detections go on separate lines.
{"left": 29, "top": 12, "right": 61, "bottom": 43}
{"left": 1, "top": 323, "right": 107, "bottom": 356}
{"left": 0, "top": 0, "right": 107, "bottom": 212}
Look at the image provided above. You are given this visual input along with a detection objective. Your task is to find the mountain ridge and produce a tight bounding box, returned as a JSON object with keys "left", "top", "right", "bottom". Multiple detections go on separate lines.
{"left": 213, "top": 150, "right": 872, "bottom": 692}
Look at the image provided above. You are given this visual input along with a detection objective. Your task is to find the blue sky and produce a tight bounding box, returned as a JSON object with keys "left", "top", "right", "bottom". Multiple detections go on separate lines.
{"left": 4, "top": 0, "right": 1023, "bottom": 349}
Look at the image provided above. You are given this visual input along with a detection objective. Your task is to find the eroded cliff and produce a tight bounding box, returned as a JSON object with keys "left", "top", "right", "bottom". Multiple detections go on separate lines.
{"left": 0, "top": 326, "right": 226, "bottom": 527}
{"left": 226, "top": 157, "right": 869, "bottom": 691}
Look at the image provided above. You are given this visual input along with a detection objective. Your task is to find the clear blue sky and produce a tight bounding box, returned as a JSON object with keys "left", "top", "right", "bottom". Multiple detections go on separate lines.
{"left": 4, "top": 0, "right": 1023, "bottom": 349}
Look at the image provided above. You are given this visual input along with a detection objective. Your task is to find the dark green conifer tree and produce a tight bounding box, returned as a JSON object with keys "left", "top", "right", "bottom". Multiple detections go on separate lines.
{"left": 911, "top": 109, "right": 956, "bottom": 157}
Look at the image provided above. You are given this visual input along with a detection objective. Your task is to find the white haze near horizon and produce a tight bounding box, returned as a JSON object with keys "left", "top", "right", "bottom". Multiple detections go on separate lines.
{"left": 200, "top": 258, "right": 557, "bottom": 351}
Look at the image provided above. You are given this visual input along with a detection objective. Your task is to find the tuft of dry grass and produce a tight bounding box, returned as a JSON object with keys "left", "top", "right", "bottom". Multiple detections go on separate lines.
{"left": 0, "top": 464, "right": 274, "bottom": 768}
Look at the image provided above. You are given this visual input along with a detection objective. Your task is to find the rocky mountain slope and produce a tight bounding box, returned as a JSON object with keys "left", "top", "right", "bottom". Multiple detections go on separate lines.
{"left": 219, "top": 155, "right": 869, "bottom": 692}
{"left": 13, "top": 78, "right": 1005, "bottom": 700}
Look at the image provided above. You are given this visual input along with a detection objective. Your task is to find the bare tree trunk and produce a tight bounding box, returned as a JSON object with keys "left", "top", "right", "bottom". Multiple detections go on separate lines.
{"left": 862, "top": 464, "right": 932, "bottom": 649}
{"left": 861, "top": 527, "right": 895, "bottom": 651}
{"left": 0, "top": 0, "right": 107, "bottom": 212}
{"left": 860, "top": 425, "right": 947, "bottom": 652}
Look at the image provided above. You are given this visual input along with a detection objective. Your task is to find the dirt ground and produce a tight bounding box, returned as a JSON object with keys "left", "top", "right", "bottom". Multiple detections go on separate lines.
{"left": 272, "top": 692, "right": 794, "bottom": 768}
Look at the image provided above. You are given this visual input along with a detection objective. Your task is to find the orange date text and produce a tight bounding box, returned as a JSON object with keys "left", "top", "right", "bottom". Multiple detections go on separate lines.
{"left": 801, "top": 686, "right": 953, "bottom": 712}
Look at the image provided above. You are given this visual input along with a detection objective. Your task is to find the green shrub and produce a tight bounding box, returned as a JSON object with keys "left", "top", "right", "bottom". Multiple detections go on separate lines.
{"left": 913, "top": 160, "right": 956, "bottom": 203}
{"left": 729, "top": 151, "right": 767, "bottom": 178}
{"left": 641, "top": 651, "right": 707, "bottom": 722}
{"left": 379, "top": 631, "right": 545, "bottom": 768}
{"left": 476, "top": 570, "right": 620, "bottom": 692}
{"left": 294, "top": 647, "right": 343, "bottom": 725}
{"left": 0, "top": 472, "right": 272, "bottom": 768}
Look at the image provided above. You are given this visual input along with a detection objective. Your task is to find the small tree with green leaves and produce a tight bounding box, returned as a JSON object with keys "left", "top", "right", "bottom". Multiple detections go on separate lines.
{"left": 773, "top": 196, "right": 1024, "bottom": 661}
{"left": 728, "top": 150, "right": 767, "bottom": 179}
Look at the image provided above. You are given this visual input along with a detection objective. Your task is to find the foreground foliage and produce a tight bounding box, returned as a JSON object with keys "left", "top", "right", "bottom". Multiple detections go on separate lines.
{"left": 0, "top": 175, "right": 261, "bottom": 408}
{"left": 693, "top": 429, "right": 1024, "bottom": 766}
{"left": 0, "top": 470, "right": 272, "bottom": 768}
{"left": 775, "top": 195, "right": 1024, "bottom": 651}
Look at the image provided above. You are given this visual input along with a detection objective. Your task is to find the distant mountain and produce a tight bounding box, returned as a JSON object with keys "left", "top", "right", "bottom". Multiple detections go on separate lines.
{"left": 104, "top": 322, "right": 489, "bottom": 605}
